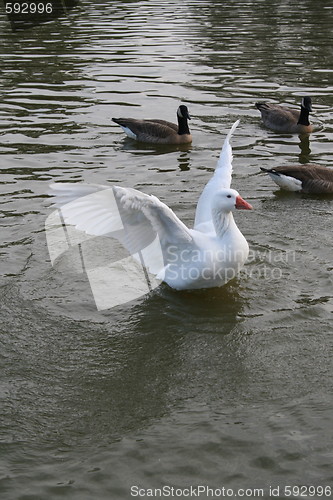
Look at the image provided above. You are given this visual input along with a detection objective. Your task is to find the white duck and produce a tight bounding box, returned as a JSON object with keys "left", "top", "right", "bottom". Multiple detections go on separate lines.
{"left": 49, "top": 121, "right": 252, "bottom": 290}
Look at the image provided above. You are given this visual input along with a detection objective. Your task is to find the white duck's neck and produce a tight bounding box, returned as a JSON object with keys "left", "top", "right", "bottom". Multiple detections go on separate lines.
{"left": 212, "top": 208, "right": 235, "bottom": 239}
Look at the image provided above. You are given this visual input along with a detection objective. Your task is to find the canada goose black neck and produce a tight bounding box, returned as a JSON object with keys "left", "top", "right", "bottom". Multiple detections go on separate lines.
{"left": 298, "top": 105, "right": 310, "bottom": 126}
{"left": 177, "top": 115, "right": 190, "bottom": 135}
{"left": 297, "top": 97, "right": 312, "bottom": 126}
{"left": 177, "top": 105, "right": 191, "bottom": 135}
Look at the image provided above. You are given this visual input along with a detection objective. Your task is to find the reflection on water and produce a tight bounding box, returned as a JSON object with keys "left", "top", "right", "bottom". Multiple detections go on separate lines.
{"left": 298, "top": 134, "right": 311, "bottom": 163}
{"left": 0, "top": 0, "right": 333, "bottom": 498}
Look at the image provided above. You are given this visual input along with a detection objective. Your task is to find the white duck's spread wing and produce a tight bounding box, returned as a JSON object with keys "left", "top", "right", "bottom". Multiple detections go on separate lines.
{"left": 50, "top": 182, "right": 110, "bottom": 208}
{"left": 49, "top": 183, "right": 127, "bottom": 237}
{"left": 215, "top": 119, "right": 239, "bottom": 188}
{"left": 194, "top": 120, "right": 239, "bottom": 230}
{"left": 48, "top": 183, "right": 193, "bottom": 275}
{"left": 112, "top": 186, "right": 193, "bottom": 246}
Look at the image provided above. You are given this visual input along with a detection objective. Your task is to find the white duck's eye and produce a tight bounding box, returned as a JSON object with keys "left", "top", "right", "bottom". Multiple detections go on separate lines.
{"left": 227, "top": 194, "right": 232, "bottom": 198}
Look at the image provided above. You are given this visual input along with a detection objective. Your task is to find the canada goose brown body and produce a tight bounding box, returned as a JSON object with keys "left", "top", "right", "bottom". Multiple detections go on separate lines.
{"left": 260, "top": 164, "right": 333, "bottom": 194}
{"left": 112, "top": 105, "right": 192, "bottom": 144}
{"left": 255, "top": 97, "right": 313, "bottom": 134}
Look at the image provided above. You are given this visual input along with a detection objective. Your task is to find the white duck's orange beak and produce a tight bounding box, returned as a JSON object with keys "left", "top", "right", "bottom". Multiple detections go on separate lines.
{"left": 235, "top": 195, "right": 253, "bottom": 210}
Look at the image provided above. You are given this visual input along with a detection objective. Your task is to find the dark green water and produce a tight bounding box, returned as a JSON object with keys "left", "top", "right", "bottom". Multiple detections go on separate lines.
{"left": 1, "top": 1, "right": 332, "bottom": 499}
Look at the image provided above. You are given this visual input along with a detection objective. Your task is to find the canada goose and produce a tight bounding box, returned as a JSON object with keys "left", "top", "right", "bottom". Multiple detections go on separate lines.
{"left": 255, "top": 97, "right": 313, "bottom": 134}
{"left": 260, "top": 164, "right": 333, "bottom": 194}
{"left": 112, "top": 105, "right": 192, "bottom": 144}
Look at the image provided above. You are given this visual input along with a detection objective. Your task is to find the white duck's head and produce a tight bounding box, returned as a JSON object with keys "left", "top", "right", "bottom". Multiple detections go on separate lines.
{"left": 213, "top": 188, "right": 253, "bottom": 213}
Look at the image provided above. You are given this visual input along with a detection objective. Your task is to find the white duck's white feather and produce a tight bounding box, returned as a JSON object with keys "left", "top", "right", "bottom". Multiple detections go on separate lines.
{"left": 48, "top": 121, "right": 250, "bottom": 290}
{"left": 194, "top": 119, "right": 239, "bottom": 231}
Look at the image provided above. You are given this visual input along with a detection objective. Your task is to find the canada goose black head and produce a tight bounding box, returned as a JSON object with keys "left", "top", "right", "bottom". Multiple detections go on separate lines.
{"left": 177, "top": 105, "right": 191, "bottom": 121}
{"left": 301, "top": 96, "right": 312, "bottom": 112}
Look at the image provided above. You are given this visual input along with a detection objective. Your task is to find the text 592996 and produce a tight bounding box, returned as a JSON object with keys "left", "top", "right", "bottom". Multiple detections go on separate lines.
{"left": 5, "top": 3, "right": 53, "bottom": 14}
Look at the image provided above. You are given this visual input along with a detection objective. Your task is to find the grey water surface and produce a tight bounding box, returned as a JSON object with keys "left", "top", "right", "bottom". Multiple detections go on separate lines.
{"left": 1, "top": 1, "right": 333, "bottom": 499}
